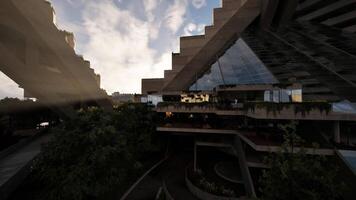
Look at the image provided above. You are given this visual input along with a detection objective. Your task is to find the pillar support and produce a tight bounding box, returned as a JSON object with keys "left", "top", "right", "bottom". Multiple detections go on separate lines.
{"left": 334, "top": 121, "right": 341, "bottom": 144}
{"left": 194, "top": 141, "right": 197, "bottom": 172}
{"left": 233, "top": 136, "right": 256, "bottom": 197}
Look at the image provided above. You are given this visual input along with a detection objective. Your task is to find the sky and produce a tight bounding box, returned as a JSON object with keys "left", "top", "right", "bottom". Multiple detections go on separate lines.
{"left": 0, "top": 0, "right": 220, "bottom": 99}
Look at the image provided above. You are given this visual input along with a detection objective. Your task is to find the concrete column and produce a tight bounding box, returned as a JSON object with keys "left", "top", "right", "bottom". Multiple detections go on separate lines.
{"left": 260, "top": 0, "right": 279, "bottom": 29}
{"left": 233, "top": 136, "right": 256, "bottom": 197}
{"left": 334, "top": 121, "right": 341, "bottom": 144}
{"left": 334, "top": 121, "right": 341, "bottom": 143}
{"left": 194, "top": 142, "right": 197, "bottom": 172}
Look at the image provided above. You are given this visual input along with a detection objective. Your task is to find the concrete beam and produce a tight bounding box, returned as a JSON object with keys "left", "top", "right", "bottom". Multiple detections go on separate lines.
{"left": 233, "top": 136, "right": 256, "bottom": 197}
{"left": 260, "top": 0, "right": 279, "bottom": 29}
{"left": 334, "top": 121, "right": 341, "bottom": 143}
{"left": 322, "top": 11, "right": 356, "bottom": 26}
{"left": 275, "top": 0, "right": 299, "bottom": 27}
{"left": 141, "top": 78, "right": 164, "bottom": 94}
{"left": 157, "top": 127, "right": 239, "bottom": 135}
{"left": 163, "top": 0, "right": 262, "bottom": 92}
{"left": 343, "top": 24, "right": 356, "bottom": 33}
{"left": 298, "top": 0, "right": 356, "bottom": 21}
{"left": 297, "top": 0, "right": 323, "bottom": 11}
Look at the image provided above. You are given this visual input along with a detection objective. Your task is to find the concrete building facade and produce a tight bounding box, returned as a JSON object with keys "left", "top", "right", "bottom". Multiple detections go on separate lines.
{"left": 142, "top": 0, "right": 356, "bottom": 199}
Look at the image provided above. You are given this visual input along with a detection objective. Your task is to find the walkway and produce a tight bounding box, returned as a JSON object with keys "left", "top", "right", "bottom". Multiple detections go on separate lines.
{"left": 0, "top": 133, "right": 52, "bottom": 200}
{"left": 124, "top": 152, "right": 198, "bottom": 200}
{"left": 336, "top": 149, "right": 356, "bottom": 175}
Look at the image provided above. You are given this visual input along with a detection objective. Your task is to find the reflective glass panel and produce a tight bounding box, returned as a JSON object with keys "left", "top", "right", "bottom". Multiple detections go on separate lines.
{"left": 189, "top": 39, "right": 277, "bottom": 91}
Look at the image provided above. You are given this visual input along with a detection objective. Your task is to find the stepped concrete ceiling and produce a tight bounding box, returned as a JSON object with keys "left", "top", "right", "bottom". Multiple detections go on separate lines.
{"left": 0, "top": 0, "right": 111, "bottom": 111}
{"left": 143, "top": 0, "right": 263, "bottom": 93}
{"left": 251, "top": 0, "right": 356, "bottom": 102}
{"left": 142, "top": 0, "right": 356, "bottom": 102}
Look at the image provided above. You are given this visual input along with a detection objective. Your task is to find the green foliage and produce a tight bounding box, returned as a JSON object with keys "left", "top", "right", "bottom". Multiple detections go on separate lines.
{"left": 112, "top": 103, "right": 160, "bottom": 159}
{"left": 31, "top": 104, "right": 161, "bottom": 200}
{"left": 294, "top": 102, "right": 331, "bottom": 116}
{"left": 157, "top": 102, "right": 215, "bottom": 110}
{"left": 259, "top": 122, "right": 344, "bottom": 200}
{"left": 242, "top": 102, "right": 331, "bottom": 116}
{"left": 189, "top": 168, "right": 236, "bottom": 197}
{"left": 157, "top": 101, "right": 332, "bottom": 117}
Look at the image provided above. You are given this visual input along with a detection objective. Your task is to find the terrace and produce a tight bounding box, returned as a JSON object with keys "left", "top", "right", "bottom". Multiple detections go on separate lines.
{"left": 237, "top": 131, "right": 335, "bottom": 156}
{"left": 156, "top": 101, "right": 356, "bottom": 121}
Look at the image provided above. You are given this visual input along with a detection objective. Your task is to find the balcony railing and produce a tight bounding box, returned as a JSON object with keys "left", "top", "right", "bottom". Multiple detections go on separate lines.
{"left": 157, "top": 101, "right": 331, "bottom": 114}
{"left": 156, "top": 101, "right": 356, "bottom": 121}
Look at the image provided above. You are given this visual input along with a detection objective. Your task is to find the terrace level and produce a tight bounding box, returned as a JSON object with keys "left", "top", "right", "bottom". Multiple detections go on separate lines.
{"left": 156, "top": 102, "right": 356, "bottom": 121}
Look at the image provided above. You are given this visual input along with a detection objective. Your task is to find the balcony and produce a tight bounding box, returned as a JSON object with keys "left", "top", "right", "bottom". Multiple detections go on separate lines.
{"left": 157, "top": 122, "right": 239, "bottom": 135}
{"left": 238, "top": 130, "right": 334, "bottom": 156}
{"left": 157, "top": 102, "right": 356, "bottom": 121}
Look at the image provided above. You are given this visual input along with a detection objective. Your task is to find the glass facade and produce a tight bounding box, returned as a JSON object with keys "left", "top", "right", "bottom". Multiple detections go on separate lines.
{"left": 264, "top": 89, "right": 302, "bottom": 103}
{"left": 189, "top": 39, "right": 277, "bottom": 91}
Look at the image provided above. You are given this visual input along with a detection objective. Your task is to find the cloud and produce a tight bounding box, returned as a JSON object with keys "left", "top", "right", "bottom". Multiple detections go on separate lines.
{"left": 164, "top": 0, "right": 188, "bottom": 33}
{"left": 45, "top": 0, "right": 205, "bottom": 95}
{"left": 1, "top": 0, "right": 216, "bottom": 98}
{"left": 192, "top": 0, "right": 207, "bottom": 9}
{"left": 143, "top": 0, "right": 159, "bottom": 12}
{"left": 183, "top": 22, "right": 205, "bottom": 36}
{"left": 143, "top": 0, "right": 158, "bottom": 22}
{"left": 80, "top": 2, "right": 152, "bottom": 93}
{"left": 48, "top": 0, "right": 186, "bottom": 94}
{"left": 142, "top": 0, "right": 162, "bottom": 40}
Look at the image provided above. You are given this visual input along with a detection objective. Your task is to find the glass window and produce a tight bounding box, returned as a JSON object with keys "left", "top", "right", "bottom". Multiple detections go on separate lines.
{"left": 264, "top": 90, "right": 272, "bottom": 102}
{"left": 292, "top": 89, "right": 302, "bottom": 102}
{"left": 273, "top": 90, "right": 280, "bottom": 103}
{"left": 189, "top": 39, "right": 278, "bottom": 91}
{"left": 280, "top": 89, "right": 291, "bottom": 103}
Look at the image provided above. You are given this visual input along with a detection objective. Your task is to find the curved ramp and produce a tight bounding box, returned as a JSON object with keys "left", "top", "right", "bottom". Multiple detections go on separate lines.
{"left": 0, "top": 133, "right": 52, "bottom": 200}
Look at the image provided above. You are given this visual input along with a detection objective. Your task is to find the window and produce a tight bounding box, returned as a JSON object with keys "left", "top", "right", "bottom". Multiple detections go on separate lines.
{"left": 189, "top": 39, "right": 277, "bottom": 91}
{"left": 264, "top": 89, "right": 303, "bottom": 103}
{"left": 292, "top": 89, "right": 302, "bottom": 102}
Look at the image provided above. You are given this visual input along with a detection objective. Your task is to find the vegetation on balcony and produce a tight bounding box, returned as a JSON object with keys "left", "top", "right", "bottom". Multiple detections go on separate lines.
{"left": 157, "top": 101, "right": 332, "bottom": 116}
{"left": 187, "top": 168, "right": 236, "bottom": 197}
{"left": 157, "top": 101, "right": 215, "bottom": 109}
{"left": 243, "top": 102, "right": 331, "bottom": 116}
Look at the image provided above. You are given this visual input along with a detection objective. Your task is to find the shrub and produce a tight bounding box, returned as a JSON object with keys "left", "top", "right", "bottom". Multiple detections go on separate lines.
{"left": 259, "top": 122, "right": 344, "bottom": 200}
{"left": 31, "top": 105, "right": 161, "bottom": 200}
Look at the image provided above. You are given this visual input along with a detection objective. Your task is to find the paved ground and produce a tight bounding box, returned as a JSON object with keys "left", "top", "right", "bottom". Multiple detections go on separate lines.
{"left": 337, "top": 150, "right": 356, "bottom": 175}
{"left": 164, "top": 153, "right": 198, "bottom": 200}
{"left": 0, "top": 133, "right": 52, "bottom": 199}
{"left": 215, "top": 161, "right": 243, "bottom": 183}
{"left": 125, "top": 152, "right": 198, "bottom": 200}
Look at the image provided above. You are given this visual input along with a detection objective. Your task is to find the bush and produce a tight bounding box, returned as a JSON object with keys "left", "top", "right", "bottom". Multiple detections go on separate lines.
{"left": 259, "top": 122, "right": 345, "bottom": 200}
{"left": 30, "top": 105, "right": 162, "bottom": 200}
{"left": 189, "top": 168, "right": 236, "bottom": 197}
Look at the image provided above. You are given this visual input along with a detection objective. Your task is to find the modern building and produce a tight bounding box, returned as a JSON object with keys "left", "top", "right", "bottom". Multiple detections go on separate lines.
{"left": 142, "top": 0, "right": 356, "bottom": 198}
{"left": 111, "top": 92, "right": 135, "bottom": 104}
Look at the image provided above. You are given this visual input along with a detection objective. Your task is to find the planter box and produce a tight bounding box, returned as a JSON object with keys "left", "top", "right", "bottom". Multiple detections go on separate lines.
{"left": 185, "top": 169, "right": 245, "bottom": 200}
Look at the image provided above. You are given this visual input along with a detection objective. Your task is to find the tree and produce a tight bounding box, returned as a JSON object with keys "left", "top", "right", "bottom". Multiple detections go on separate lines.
{"left": 32, "top": 108, "right": 141, "bottom": 200}
{"left": 25, "top": 104, "right": 163, "bottom": 200}
{"left": 111, "top": 103, "right": 161, "bottom": 160}
{"left": 259, "top": 121, "right": 344, "bottom": 200}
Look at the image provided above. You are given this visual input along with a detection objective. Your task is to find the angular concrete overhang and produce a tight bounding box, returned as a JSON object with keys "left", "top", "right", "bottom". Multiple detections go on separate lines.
{"left": 162, "top": 0, "right": 262, "bottom": 92}
{"left": 0, "top": 0, "right": 111, "bottom": 110}
{"left": 141, "top": 78, "right": 164, "bottom": 94}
